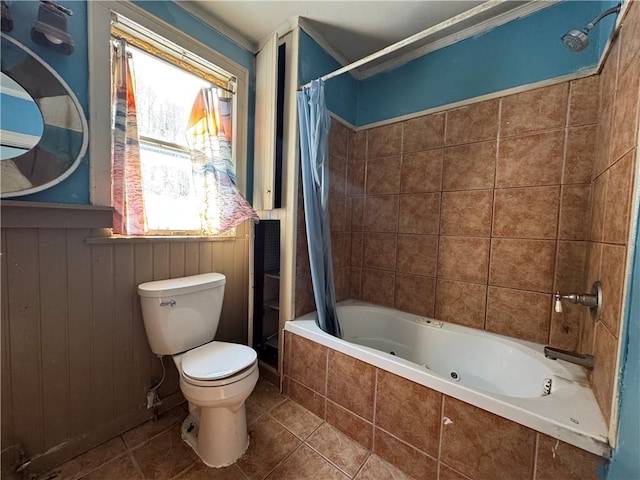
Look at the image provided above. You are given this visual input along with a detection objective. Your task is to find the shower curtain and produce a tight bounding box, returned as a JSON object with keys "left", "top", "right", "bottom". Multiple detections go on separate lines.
{"left": 297, "top": 79, "right": 342, "bottom": 337}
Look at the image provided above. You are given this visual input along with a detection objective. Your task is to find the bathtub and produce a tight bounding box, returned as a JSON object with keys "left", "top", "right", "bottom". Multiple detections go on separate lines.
{"left": 285, "top": 301, "right": 610, "bottom": 457}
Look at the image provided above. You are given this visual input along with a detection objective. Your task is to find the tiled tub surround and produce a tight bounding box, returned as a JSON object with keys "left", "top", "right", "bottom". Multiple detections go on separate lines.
{"left": 344, "top": 78, "right": 598, "bottom": 355}
{"left": 297, "top": 77, "right": 602, "bottom": 385}
{"left": 286, "top": 302, "right": 608, "bottom": 456}
{"left": 283, "top": 330, "right": 606, "bottom": 480}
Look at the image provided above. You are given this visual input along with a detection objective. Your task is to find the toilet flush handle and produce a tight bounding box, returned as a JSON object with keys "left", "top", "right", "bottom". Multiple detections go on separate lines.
{"left": 160, "top": 300, "right": 176, "bottom": 307}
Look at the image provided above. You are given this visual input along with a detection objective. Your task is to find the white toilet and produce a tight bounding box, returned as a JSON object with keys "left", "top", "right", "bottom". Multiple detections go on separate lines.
{"left": 137, "top": 273, "right": 259, "bottom": 468}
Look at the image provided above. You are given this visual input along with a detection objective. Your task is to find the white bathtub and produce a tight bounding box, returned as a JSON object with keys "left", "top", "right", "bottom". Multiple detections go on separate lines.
{"left": 285, "top": 301, "right": 610, "bottom": 457}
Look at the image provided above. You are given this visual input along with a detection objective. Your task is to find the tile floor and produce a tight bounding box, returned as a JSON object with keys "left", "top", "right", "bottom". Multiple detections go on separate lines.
{"left": 45, "top": 378, "right": 412, "bottom": 480}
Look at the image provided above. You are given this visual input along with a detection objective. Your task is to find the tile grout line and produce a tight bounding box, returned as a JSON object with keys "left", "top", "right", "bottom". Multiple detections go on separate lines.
{"left": 253, "top": 440, "right": 305, "bottom": 480}
{"left": 436, "top": 394, "right": 445, "bottom": 480}
{"left": 71, "top": 449, "right": 133, "bottom": 480}
{"left": 302, "top": 419, "right": 371, "bottom": 480}
{"left": 485, "top": 98, "right": 503, "bottom": 332}
{"left": 123, "top": 414, "right": 186, "bottom": 452}
{"left": 126, "top": 450, "right": 146, "bottom": 480}
{"left": 303, "top": 438, "right": 365, "bottom": 480}
{"left": 350, "top": 453, "right": 372, "bottom": 480}
{"left": 167, "top": 459, "right": 199, "bottom": 480}
{"left": 268, "top": 408, "right": 322, "bottom": 443}
{"left": 531, "top": 432, "right": 540, "bottom": 480}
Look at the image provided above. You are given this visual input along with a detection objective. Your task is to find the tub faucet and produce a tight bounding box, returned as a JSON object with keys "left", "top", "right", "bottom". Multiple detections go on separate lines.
{"left": 554, "top": 281, "right": 602, "bottom": 320}
{"left": 544, "top": 346, "right": 594, "bottom": 370}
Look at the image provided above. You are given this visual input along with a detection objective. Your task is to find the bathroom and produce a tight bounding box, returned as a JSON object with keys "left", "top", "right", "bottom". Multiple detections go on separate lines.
{"left": 1, "top": 0, "right": 639, "bottom": 479}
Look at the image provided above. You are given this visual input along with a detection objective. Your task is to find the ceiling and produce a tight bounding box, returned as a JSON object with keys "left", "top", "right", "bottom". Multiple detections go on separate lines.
{"left": 179, "top": 1, "right": 556, "bottom": 78}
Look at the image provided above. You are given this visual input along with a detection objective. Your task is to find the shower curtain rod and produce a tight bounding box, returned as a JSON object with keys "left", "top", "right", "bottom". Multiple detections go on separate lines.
{"left": 298, "top": 0, "right": 504, "bottom": 90}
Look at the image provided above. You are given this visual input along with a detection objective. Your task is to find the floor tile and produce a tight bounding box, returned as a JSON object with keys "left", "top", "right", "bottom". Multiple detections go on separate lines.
{"left": 51, "top": 387, "right": 415, "bottom": 480}
{"left": 53, "top": 437, "right": 128, "bottom": 480}
{"left": 79, "top": 453, "right": 142, "bottom": 480}
{"left": 353, "top": 454, "right": 412, "bottom": 480}
{"left": 373, "top": 428, "right": 438, "bottom": 480}
{"left": 270, "top": 400, "right": 323, "bottom": 440}
{"left": 236, "top": 415, "right": 301, "bottom": 480}
{"left": 245, "top": 379, "right": 287, "bottom": 418}
{"left": 265, "top": 445, "right": 349, "bottom": 480}
{"left": 246, "top": 401, "right": 268, "bottom": 426}
{"left": 175, "top": 461, "right": 249, "bottom": 480}
{"left": 439, "top": 463, "right": 472, "bottom": 480}
{"left": 132, "top": 424, "right": 198, "bottom": 480}
{"left": 122, "top": 405, "right": 188, "bottom": 449}
{"left": 306, "top": 423, "right": 369, "bottom": 477}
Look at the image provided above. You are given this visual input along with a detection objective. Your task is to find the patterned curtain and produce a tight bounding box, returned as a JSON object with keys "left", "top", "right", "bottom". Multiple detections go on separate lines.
{"left": 111, "top": 39, "right": 146, "bottom": 234}
{"left": 186, "top": 87, "right": 258, "bottom": 234}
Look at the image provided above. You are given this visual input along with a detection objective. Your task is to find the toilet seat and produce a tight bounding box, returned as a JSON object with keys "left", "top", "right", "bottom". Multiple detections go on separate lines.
{"left": 178, "top": 341, "right": 257, "bottom": 387}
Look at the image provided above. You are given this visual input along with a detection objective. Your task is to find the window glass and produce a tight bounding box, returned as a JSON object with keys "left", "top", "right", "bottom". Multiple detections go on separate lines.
{"left": 127, "top": 46, "right": 214, "bottom": 232}
{"left": 130, "top": 47, "right": 210, "bottom": 148}
{"left": 138, "top": 142, "right": 200, "bottom": 231}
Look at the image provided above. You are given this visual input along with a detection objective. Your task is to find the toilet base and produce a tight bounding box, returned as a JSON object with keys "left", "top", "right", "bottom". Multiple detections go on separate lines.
{"left": 180, "top": 407, "right": 250, "bottom": 468}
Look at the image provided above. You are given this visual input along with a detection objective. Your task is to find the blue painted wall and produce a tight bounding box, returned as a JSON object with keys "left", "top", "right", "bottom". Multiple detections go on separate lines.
{"left": 357, "top": 1, "right": 613, "bottom": 125}
{"left": 298, "top": 29, "right": 358, "bottom": 126}
{"left": 3, "top": 0, "right": 255, "bottom": 204}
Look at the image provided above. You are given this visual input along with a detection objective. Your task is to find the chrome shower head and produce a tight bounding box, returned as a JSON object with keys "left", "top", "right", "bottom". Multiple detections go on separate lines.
{"left": 561, "top": 29, "right": 589, "bottom": 52}
{"left": 561, "top": 3, "right": 621, "bottom": 52}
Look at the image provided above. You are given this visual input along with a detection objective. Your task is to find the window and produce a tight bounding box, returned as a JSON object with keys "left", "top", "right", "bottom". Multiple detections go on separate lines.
{"left": 111, "top": 18, "right": 250, "bottom": 236}
{"left": 88, "top": 2, "right": 251, "bottom": 236}
{"left": 125, "top": 45, "right": 211, "bottom": 232}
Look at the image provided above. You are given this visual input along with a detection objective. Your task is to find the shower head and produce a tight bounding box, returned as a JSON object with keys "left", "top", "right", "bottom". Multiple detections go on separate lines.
{"left": 561, "top": 29, "right": 590, "bottom": 52}
{"left": 561, "top": 3, "right": 621, "bottom": 52}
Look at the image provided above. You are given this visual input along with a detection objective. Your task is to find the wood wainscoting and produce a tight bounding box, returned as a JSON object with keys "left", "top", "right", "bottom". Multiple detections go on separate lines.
{"left": 0, "top": 201, "right": 251, "bottom": 476}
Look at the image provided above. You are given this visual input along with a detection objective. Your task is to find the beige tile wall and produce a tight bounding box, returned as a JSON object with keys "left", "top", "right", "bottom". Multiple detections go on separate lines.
{"left": 344, "top": 78, "right": 597, "bottom": 351}
{"left": 294, "top": 1, "right": 640, "bottom": 428}
{"left": 284, "top": 331, "right": 606, "bottom": 480}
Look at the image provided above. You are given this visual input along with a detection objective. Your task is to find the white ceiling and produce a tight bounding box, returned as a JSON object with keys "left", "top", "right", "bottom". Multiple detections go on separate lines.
{"left": 179, "top": 1, "right": 555, "bottom": 77}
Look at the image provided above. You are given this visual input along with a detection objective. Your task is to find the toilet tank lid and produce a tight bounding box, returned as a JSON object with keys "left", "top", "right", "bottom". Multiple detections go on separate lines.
{"left": 137, "top": 273, "right": 226, "bottom": 298}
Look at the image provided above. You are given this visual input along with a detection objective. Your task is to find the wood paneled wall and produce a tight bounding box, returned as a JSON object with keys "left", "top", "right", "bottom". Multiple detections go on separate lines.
{"left": 0, "top": 203, "right": 250, "bottom": 476}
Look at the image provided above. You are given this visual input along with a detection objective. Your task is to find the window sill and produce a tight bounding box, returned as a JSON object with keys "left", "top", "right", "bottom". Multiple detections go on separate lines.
{"left": 86, "top": 234, "right": 239, "bottom": 244}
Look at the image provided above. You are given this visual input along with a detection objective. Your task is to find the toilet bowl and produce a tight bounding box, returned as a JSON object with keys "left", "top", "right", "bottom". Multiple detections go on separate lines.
{"left": 137, "top": 273, "right": 259, "bottom": 468}
{"left": 173, "top": 341, "right": 258, "bottom": 467}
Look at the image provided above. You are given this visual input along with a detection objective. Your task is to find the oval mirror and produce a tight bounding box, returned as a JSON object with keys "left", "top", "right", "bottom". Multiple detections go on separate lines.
{"left": 0, "top": 33, "right": 87, "bottom": 198}
{"left": 1, "top": 72, "right": 44, "bottom": 161}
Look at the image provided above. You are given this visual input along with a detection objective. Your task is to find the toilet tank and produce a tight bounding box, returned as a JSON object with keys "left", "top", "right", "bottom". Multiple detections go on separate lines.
{"left": 137, "top": 273, "right": 226, "bottom": 355}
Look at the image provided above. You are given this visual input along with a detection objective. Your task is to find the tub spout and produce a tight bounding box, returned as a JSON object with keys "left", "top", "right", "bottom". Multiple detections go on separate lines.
{"left": 544, "top": 346, "right": 594, "bottom": 370}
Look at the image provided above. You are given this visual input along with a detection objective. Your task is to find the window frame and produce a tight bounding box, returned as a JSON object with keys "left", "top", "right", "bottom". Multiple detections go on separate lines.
{"left": 88, "top": 1, "right": 250, "bottom": 238}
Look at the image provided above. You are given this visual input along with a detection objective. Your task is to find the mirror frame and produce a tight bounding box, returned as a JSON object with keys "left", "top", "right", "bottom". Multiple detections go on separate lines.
{"left": 1, "top": 32, "right": 88, "bottom": 198}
